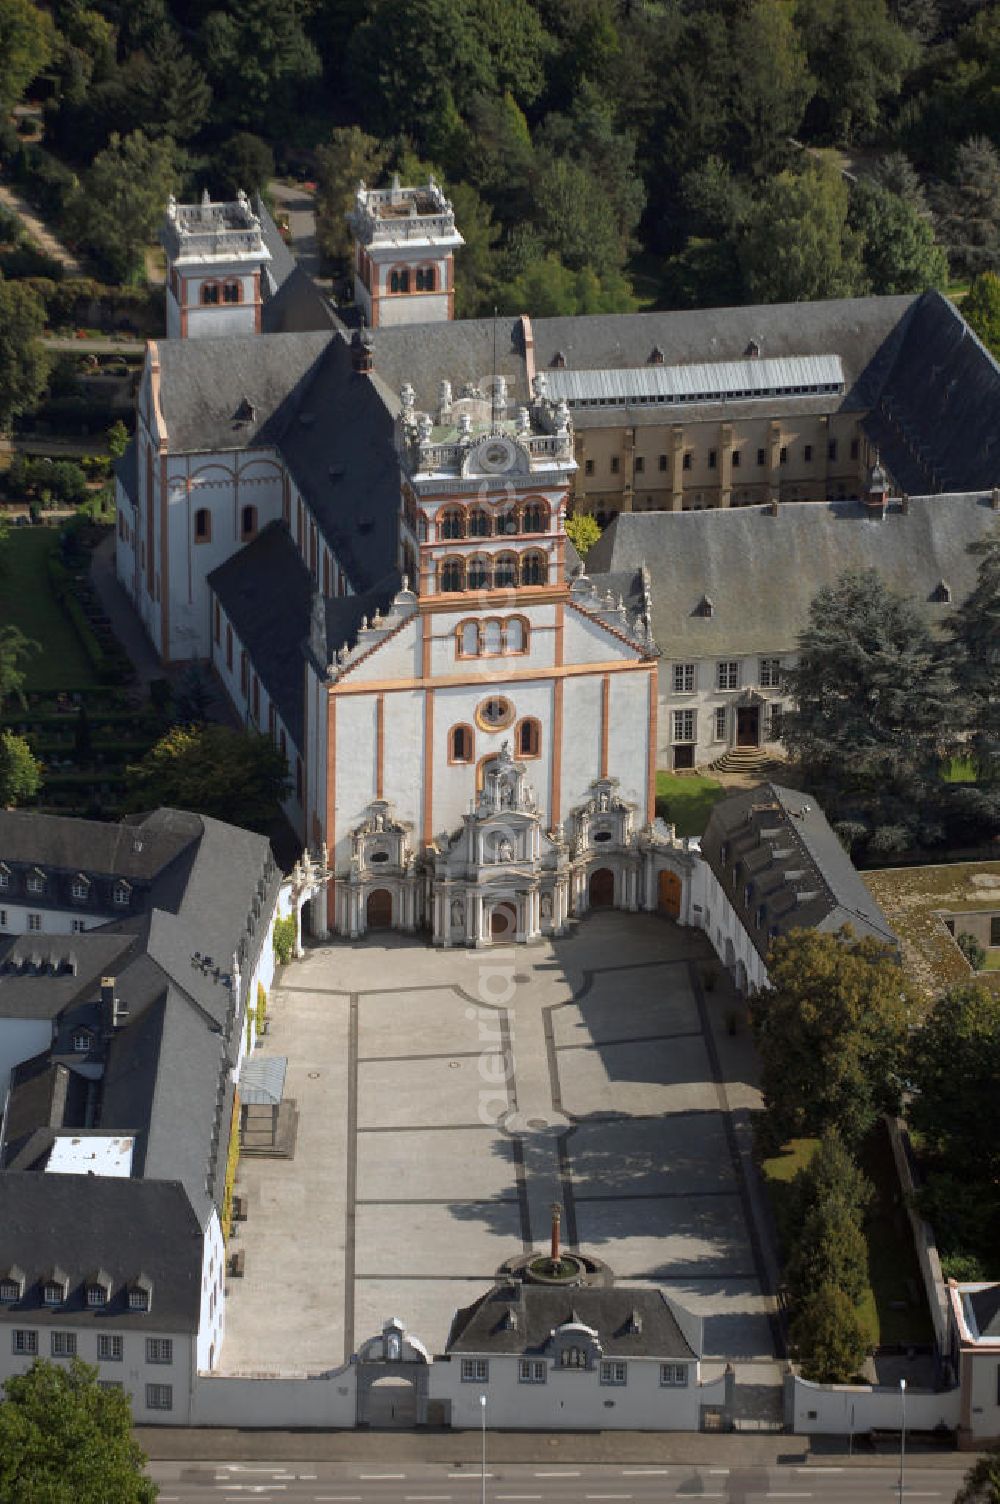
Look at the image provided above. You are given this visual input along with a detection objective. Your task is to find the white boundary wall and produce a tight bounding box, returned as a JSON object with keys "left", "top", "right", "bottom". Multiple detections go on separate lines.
{"left": 787, "top": 1374, "right": 959, "bottom": 1436}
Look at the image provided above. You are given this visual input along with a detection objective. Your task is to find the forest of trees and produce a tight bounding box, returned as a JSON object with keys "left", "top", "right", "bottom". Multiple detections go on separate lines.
{"left": 1, "top": 0, "right": 999, "bottom": 315}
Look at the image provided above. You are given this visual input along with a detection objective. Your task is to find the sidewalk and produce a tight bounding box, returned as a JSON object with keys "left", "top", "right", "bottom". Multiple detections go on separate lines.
{"left": 133, "top": 1425, "right": 971, "bottom": 1468}
{"left": 0, "top": 181, "right": 85, "bottom": 275}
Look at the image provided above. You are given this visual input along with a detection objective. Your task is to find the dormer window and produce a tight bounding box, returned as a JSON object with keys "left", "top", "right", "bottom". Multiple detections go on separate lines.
{"left": 222, "top": 280, "right": 242, "bottom": 304}
{"left": 112, "top": 882, "right": 131, "bottom": 908}
{"left": 43, "top": 1272, "right": 68, "bottom": 1307}
{"left": 552, "top": 351, "right": 566, "bottom": 369}
{"left": 71, "top": 875, "right": 90, "bottom": 902}
{"left": 0, "top": 1276, "right": 22, "bottom": 1303}
{"left": 72, "top": 1029, "right": 92, "bottom": 1054}
{"left": 649, "top": 346, "right": 665, "bottom": 365}
{"left": 559, "top": 1345, "right": 588, "bottom": 1368}
{"left": 0, "top": 865, "right": 10, "bottom": 891}
{"left": 86, "top": 1273, "right": 110, "bottom": 1308}
{"left": 27, "top": 870, "right": 45, "bottom": 895}
{"left": 127, "top": 1276, "right": 152, "bottom": 1312}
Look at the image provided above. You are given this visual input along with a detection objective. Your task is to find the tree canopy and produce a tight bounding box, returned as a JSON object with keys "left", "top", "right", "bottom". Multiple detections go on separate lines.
{"left": 753, "top": 927, "right": 913, "bottom": 1150}
{"left": 963, "top": 273, "right": 1000, "bottom": 360}
{"left": 0, "top": 275, "right": 49, "bottom": 431}
{"left": 126, "top": 723, "right": 290, "bottom": 831}
{"left": 789, "top": 1282, "right": 869, "bottom": 1384}
{"left": 0, "top": 729, "right": 41, "bottom": 809}
{"left": 0, "top": 1357, "right": 155, "bottom": 1504}
{"left": 955, "top": 1450, "right": 1000, "bottom": 1504}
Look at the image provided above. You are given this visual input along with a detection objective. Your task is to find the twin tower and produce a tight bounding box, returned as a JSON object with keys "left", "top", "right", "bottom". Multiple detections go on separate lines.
{"left": 161, "top": 176, "right": 464, "bottom": 341}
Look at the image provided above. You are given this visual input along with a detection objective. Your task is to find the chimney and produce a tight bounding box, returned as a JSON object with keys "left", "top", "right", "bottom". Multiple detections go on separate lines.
{"left": 550, "top": 1201, "right": 562, "bottom": 1263}
{"left": 101, "top": 976, "right": 128, "bottom": 1033}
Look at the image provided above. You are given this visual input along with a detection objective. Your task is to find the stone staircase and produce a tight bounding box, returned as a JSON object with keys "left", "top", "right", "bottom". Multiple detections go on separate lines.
{"left": 712, "top": 745, "right": 773, "bottom": 774}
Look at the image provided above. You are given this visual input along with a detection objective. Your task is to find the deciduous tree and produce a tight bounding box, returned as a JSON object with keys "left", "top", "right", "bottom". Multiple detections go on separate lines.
{"left": 0, "top": 1357, "right": 155, "bottom": 1503}
{"left": 909, "top": 984, "right": 1000, "bottom": 1180}
{"left": 753, "top": 928, "right": 913, "bottom": 1149}
{"left": 741, "top": 159, "right": 865, "bottom": 303}
{"left": 0, "top": 729, "right": 40, "bottom": 808}
{"left": 0, "top": 0, "right": 56, "bottom": 117}
{"left": 126, "top": 724, "right": 289, "bottom": 831}
{"left": 314, "top": 127, "right": 388, "bottom": 277}
{"left": 0, "top": 274, "right": 48, "bottom": 430}
{"left": 963, "top": 272, "right": 1000, "bottom": 358}
{"left": 200, "top": 0, "right": 321, "bottom": 132}
{"left": 789, "top": 1283, "right": 870, "bottom": 1383}
{"left": 66, "top": 131, "right": 176, "bottom": 283}
{"left": 731, "top": 0, "right": 815, "bottom": 175}
{"left": 849, "top": 178, "right": 949, "bottom": 293}
{"left": 955, "top": 1446, "right": 1000, "bottom": 1502}
{"left": 945, "top": 530, "right": 1000, "bottom": 771}
{"left": 0, "top": 625, "right": 40, "bottom": 709}
{"left": 564, "top": 514, "right": 602, "bottom": 559}
{"left": 795, "top": 0, "right": 917, "bottom": 143}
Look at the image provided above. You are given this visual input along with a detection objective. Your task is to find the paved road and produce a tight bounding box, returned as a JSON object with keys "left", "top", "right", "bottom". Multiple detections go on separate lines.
{"left": 149, "top": 1459, "right": 968, "bottom": 1502}
{"left": 268, "top": 180, "right": 324, "bottom": 282}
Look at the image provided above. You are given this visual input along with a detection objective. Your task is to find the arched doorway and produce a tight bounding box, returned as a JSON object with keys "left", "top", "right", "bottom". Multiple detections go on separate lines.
{"left": 367, "top": 888, "right": 392, "bottom": 929}
{"left": 589, "top": 868, "right": 615, "bottom": 908}
{"left": 658, "top": 869, "right": 682, "bottom": 918}
{"left": 491, "top": 900, "right": 517, "bottom": 939}
{"left": 365, "top": 1375, "right": 417, "bottom": 1427}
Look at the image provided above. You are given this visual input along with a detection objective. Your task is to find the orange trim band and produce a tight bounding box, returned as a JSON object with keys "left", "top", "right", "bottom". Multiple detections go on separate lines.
{"left": 646, "top": 667, "right": 658, "bottom": 823}
{"left": 376, "top": 692, "right": 385, "bottom": 800}
{"left": 422, "top": 690, "right": 434, "bottom": 848}
{"left": 551, "top": 679, "right": 563, "bottom": 827}
{"left": 600, "top": 674, "right": 611, "bottom": 779}
{"left": 329, "top": 656, "right": 650, "bottom": 699}
{"left": 326, "top": 691, "right": 337, "bottom": 929}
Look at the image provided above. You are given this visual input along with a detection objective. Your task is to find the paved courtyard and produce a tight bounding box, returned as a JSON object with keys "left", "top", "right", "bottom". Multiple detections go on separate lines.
{"left": 221, "top": 913, "right": 779, "bottom": 1379}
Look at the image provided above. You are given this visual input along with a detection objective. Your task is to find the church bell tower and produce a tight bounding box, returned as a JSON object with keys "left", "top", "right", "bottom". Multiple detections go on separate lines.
{"left": 348, "top": 174, "right": 464, "bottom": 329}
{"left": 161, "top": 190, "right": 271, "bottom": 340}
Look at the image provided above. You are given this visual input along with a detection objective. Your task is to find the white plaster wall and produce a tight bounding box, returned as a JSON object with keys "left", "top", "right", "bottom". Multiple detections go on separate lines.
{"left": 656, "top": 652, "right": 795, "bottom": 768}
{"left": 563, "top": 608, "right": 641, "bottom": 666}
{"left": 424, "top": 604, "right": 557, "bottom": 681}
{"left": 966, "top": 1350, "right": 1000, "bottom": 1439}
{"left": 345, "top": 618, "right": 421, "bottom": 683}
{"left": 333, "top": 694, "right": 381, "bottom": 866}
{"left": 0, "top": 904, "right": 106, "bottom": 937}
{"left": 561, "top": 675, "right": 604, "bottom": 808}
{"left": 788, "top": 1375, "right": 959, "bottom": 1436}
{"left": 190, "top": 1369, "right": 356, "bottom": 1428}
{"left": 699, "top": 865, "right": 769, "bottom": 992}
{"left": 378, "top": 292, "right": 451, "bottom": 327}
{"left": 0, "top": 1017, "right": 52, "bottom": 1112}
{"left": 115, "top": 494, "right": 138, "bottom": 607}
{"left": 607, "top": 673, "right": 652, "bottom": 813}
{"left": 433, "top": 1356, "right": 701, "bottom": 1431}
{"left": 0, "top": 1320, "right": 196, "bottom": 1425}
{"left": 432, "top": 678, "right": 553, "bottom": 834}
{"left": 197, "top": 1211, "right": 225, "bottom": 1372}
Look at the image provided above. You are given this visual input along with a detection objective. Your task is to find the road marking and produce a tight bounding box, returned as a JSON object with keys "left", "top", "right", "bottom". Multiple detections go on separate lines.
{"left": 496, "top": 1496, "right": 543, "bottom": 1501}
{"left": 360, "top": 1476, "right": 406, "bottom": 1481}
{"left": 534, "top": 1471, "right": 581, "bottom": 1477}
{"left": 710, "top": 1468, "right": 730, "bottom": 1475}
{"left": 622, "top": 1469, "right": 669, "bottom": 1476}
{"left": 798, "top": 1467, "right": 843, "bottom": 1473}
{"left": 403, "top": 1495, "right": 452, "bottom": 1501}
{"left": 585, "top": 1495, "right": 633, "bottom": 1500}
{"left": 448, "top": 1474, "right": 494, "bottom": 1480}
{"left": 314, "top": 1497, "right": 361, "bottom": 1502}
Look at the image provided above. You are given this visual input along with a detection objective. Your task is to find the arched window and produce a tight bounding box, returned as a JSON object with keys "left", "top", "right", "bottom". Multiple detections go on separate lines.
{"left": 482, "top": 618, "right": 502, "bottom": 654}
{"left": 494, "top": 553, "right": 518, "bottom": 589}
{"left": 505, "top": 617, "right": 527, "bottom": 653}
{"left": 440, "top": 507, "right": 465, "bottom": 540}
{"left": 390, "top": 268, "right": 410, "bottom": 294}
{"left": 390, "top": 270, "right": 400, "bottom": 293}
{"left": 521, "top": 551, "right": 547, "bottom": 586}
{"left": 495, "top": 509, "right": 518, "bottom": 537}
{"left": 241, "top": 504, "right": 257, "bottom": 540}
{"left": 449, "top": 724, "right": 474, "bottom": 763}
{"left": 468, "top": 508, "right": 491, "bottom": 538}
{"left": 522, "top": 500, "right": 547, "bottom": 534}
{"left": 459, "top": 621, "right": 479, "bottom": 656}
{"left": 440, "top": 557, "right": 465, "bottom": 592}
{"left": 467, "top": 555, "right": 491, "bottom": 591}
{"left": 415, "top": 267, "right": 436, "bottom": 291}
{"left": 195, "top": 508, "right": 211, "bottom": 543}
{"left": 518, "top": 717, "right": 541, "bottom": 757}
{"left": 200, "top": 282, "right": 219, "bottom": 305}
{"left": 222, "top": 280, "right": 241, "bottom": 304}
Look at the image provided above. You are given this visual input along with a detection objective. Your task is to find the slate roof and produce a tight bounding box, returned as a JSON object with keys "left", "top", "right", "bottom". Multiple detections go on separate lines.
{"left": 446, "top": 1282, "right": 700, "bottom": 1360}
{"left": 701, "top": 783, "right": 898, "bottom": 964}
{"left": 864, "top": 291, "right": 1000, "bottom": 494}
{"left": 154, "top": 331, "right": 332, "bottom": 454}
{"left": 0, "top": 1173, "right": 203, "bottom": 1331}
{"left": 114, "top": 438, "right": 137, "bottom": 507}
{"left": 2, "top": 1054, "right": 89, "bottom": 1171}
{"left": 968, "top": 1286, "right": 1000, "bottom": 1339}
{"left": 208, "top": 522, "right": 311, "bottom": 746}
{"left": 0, "top": 806, "right": 197, "bottom": 880}
{"left": 587, "top": 493, "right": 998, "bottom": 658}
{"left": 363, "top": 316, "right": 529, "bottom": 413}
{"left": 0, "top": 932, "right": 138, "bottom": 1020}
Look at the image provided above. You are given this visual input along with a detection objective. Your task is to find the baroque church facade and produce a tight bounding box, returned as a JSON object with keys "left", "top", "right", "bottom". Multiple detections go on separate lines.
{"left": 114, "top": 181, "right": 1000, "bottom": 939}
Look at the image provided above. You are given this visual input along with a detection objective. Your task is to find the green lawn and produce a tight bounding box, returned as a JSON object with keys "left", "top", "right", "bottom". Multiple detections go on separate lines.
{"left": 1, "top": 527, "right": 97, "bottom": 691}
{"left": 655, "top": 771, "right": 725, "bottom": 837}
{"left": 762, "top": 1125, "right": 934, "bottom": 1348}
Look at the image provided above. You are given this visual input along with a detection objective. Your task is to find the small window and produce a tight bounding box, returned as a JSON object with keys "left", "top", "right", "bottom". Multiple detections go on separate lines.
{"left": 682, "top": 452, "right": 692, "bottom": 471}
{"left": 461, "top": 1358, "right": 489, "bottom": 1383}
{"left": 98, "top": 1334, "right": 123, "bottom": 1362}
{"left": 240, "top": 651, "right": 249, "bottom": 695}
{"left": 194, "top": 508, "right": 211, "bottom": 543}
{"left": 130, "top": 1288, "right": 150, "bottom": 1312}
{"left": 200, "top": 283, "right": 219, "bottom": 305}
{"left": 635, "top": 456, "right": 645, "bottom": 474}
{"left": 0, "top": 911, "right": 7, "bottom": 929}
{"left": 672, "top": 663, "right": 695, "bottom": 694}
{"left": 559, "top": 1345, "right": 588, "bottom": 1369}
{"left": 759, "top": 657, "right": 781, "bottom": 688}
{"left": 522, "top": 502, "right": 546, "bottom": 533}
{"left": 72, "top": 1030, "right": 91, "bottom": 1054}
{"left": 518, "top": 718, "right": 541, "bottom": 758}
{"left": 12, "top": 1330, "right": 37, "bottom": 1356}
{"left": 850, "top": 437, "right": 860, "bottom": 460}
{"left": 146, "top": 1338, "right": 172, "bottom": 1363}
{"left": 779, "top": 446, "right": 787, "bottom": 465}
{"left": 518, "top": 1359, "right": 546, "bottom": 1384}
{"left": 521, "top": 552, "right": 547, "bottom": 586}
{"left": 43, "top": 1282, "right": 65, "bottom": 1307}
{"left": 803, "top": 444, "right": 813, "bottom": 463}
{"left": 732, "top": 449, "right": 741, "bottom": 468}
{"left": 714, "top": 706, "right": 726, "bottom": 742}
{"left": 27, "top": 873, "right": 44, "bottom": 895}
{"left": 459, "top": 621, "right": 479, "bottom": 656}
{"left": 71, "top": 877, "right": 89, "bottom": 901}
{"left": 0, "top": 869, "right": 8, "bottom": 890}
{"left": 708, "top": 450, "right": 717, "bottom": 470}
{"left": 757, "top": 448, "right": 766, "bottom": 466}
{"left": 610, "top": 456, "right": 620, "bottom": 475}
{"left": 505, "top": 617, "right": 526, "bottom": 653}
{"left": 222, "top": 280, "right": 241, "bottom": 304}
{"left": 0, "top": 1279, "right": 21, "bottom": 1302}
{"left": 468, "top": 508, "right": 491, "bottom": 538}
{"left": 440, "top": 507, "right": 465, "bottom": 540}
{"left": 440, "top": 558, "right": 465, "bottom": 593}
{"left": 482, "top": 618, "right": 502, "bottom": 655}
{"left": 146, "top": 1384, "right": 173, "bottom": 1411}
{"left": 27, "top": 913, "right": 41, "bottom": 932}
{"left": 477, "top": 697, "right": 514, "bottom": 731}
{"left": 51, "top": 1332, "right": 76, "bottom": 1358}
{"left": 672, "top": 709, "right": 695, "bottom": 744}
{"left": 86, "top": 1283, "right": 108, "bottom": 1308}
{"left": 717, "top": 661, "right": 740, "bottom": 691}
{"left": 658, "top": 454, "right": 667, "bottom": 472}
{"left": 584, "top": 459, "right": 594, "bottom": 476}
{"left": 660, "top": 1363, "right": 688, "bottom": 1387}
{"left": 450, "top": 725, "right": 474, "bottom": 764}
{"left": 600, "top": 1360, "right": 628, "bottom": 1386}
{"left": 241, "top": 505, "right": 257, "bottom": 540}
{"left": 113, "top": 882, "right": 130, "bottom": 908}
{"left": 829, "top": 439, "right": 838, "bottom": 461}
